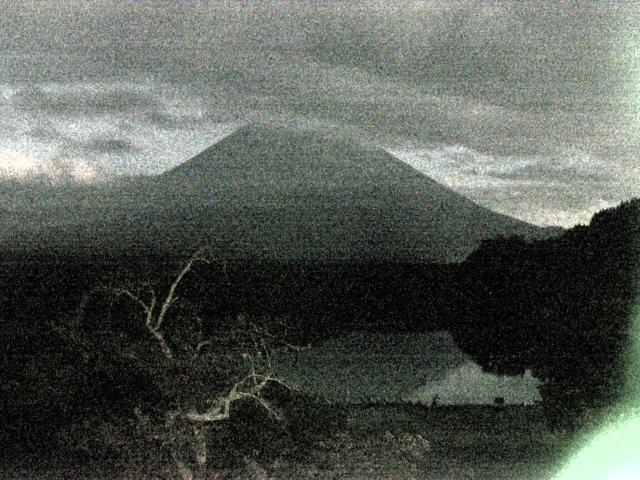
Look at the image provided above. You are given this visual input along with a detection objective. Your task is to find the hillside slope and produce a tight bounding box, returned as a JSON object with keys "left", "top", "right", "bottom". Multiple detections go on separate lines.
{"left": 4, "top": 124, "right": 559, "bottom": 262}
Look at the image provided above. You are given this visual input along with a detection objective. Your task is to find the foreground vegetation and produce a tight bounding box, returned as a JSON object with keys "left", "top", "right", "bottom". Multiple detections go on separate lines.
{"left": 1, "top": 247, "right": 566, "bottom": 479}
{"left": 3, "top": 199, "right": 640, "bottom": 478}
{"left": 2, "top": 403, "right": 569, "bottom": 479}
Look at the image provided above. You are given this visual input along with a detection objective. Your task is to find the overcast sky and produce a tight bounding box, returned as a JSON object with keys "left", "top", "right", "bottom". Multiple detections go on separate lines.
{"left": 0, "top": 1, "right": 638, "bottom": 227}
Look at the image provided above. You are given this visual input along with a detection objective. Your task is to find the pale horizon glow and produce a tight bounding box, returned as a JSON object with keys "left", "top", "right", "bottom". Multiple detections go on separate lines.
{"left": 0, "top": 149, "right": 99, "bottom": 183}
{"left": 0, "top": 150, "right": 42, "bottom": 177}
{"left": 390, "top": 146, "right": 630, "bottom": 228}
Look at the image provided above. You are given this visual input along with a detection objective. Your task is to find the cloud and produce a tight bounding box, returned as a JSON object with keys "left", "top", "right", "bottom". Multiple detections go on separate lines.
{"left": 1, "top": 80, "right": 237, "bottom": 177}
{"left": 391, "top": 145, "right": 637, "bottom": 227}
{"left": 2, "top": 3, "right": 636, "bottom": 143}
{"left": 304, "top": 2, "right": 636, "bottom": 102}
{"left": 0, "top": 2, "right": 636, "bottom": 224}
{"left": 11, "top": 84, "right": 159, "bottom": 116}
{"left": 82, "top": 137, "right": 137, "bottom": 154}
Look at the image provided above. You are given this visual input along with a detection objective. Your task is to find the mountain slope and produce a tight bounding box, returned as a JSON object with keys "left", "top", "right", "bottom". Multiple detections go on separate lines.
{"left": 5, "top": 124, "right": 560, "bottom": 262}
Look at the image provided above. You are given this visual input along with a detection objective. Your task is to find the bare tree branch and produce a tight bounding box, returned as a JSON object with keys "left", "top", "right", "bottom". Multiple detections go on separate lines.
{"left": 79, "top": 248, "right": 212, "bottom": 361}
{"left": 156, "top": 247, "right": 211, "bottom": 332}
{"left": 195, "top": 340, "right": 212, "bottom": 354}
{"left": 73, "top": 247, "right": 301, "bottom": 478}
{"left": 177, "top": 353, "right": 290, "bottom": 425}
{"left": 112, "top": 288, "right": 154, "bottom": 319}
{"left": 107, "top": 286, "right": 176, "bottom": 360}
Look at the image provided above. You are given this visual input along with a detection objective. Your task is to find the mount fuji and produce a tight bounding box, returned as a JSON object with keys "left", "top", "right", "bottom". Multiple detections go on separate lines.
{"left": 5, "top": 124, "right": 560, "bottom": 262}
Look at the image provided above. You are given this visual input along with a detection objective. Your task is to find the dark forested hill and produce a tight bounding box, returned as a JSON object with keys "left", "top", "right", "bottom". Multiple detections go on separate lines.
{"left": 450, "top": 198, "right": 640, "bottom": 424}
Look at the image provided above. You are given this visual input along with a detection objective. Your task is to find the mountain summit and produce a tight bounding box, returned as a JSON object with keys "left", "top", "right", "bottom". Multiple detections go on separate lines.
{"left": 8, "top": 124, "right": 558, "bottom": 262}
{"left": 162, "top": 123, "right": 431, "bottom": 194}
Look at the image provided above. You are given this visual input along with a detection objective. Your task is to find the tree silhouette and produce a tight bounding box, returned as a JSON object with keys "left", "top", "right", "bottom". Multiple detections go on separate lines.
{"left": 58, "top": 248, "right": 301, "bottom": 479}
{"left": 452, "top": 199, "right": 640, "bottom": 427}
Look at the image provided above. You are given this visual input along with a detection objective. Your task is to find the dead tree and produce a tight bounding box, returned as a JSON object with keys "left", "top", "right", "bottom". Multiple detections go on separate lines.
{"left": 73, "top": 247, "right": 295, "bottom": 479}
{"left": 103, "top": 247, "right": 212, "bottom": 361}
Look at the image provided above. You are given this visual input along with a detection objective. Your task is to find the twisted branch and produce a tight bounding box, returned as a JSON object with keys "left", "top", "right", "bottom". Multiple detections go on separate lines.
{"left": 77, "top": 247, "right": 212, "bottom": 361}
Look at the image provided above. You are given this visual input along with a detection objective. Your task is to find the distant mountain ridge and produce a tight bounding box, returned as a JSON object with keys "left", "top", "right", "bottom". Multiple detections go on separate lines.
{"left": 4, "top": 123, "right": 561, "bottom": 262}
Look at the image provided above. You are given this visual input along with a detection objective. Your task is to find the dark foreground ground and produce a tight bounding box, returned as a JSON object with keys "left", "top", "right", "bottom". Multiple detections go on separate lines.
{"left": 1, "top": 404, "right": 570, "bottom": 479}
